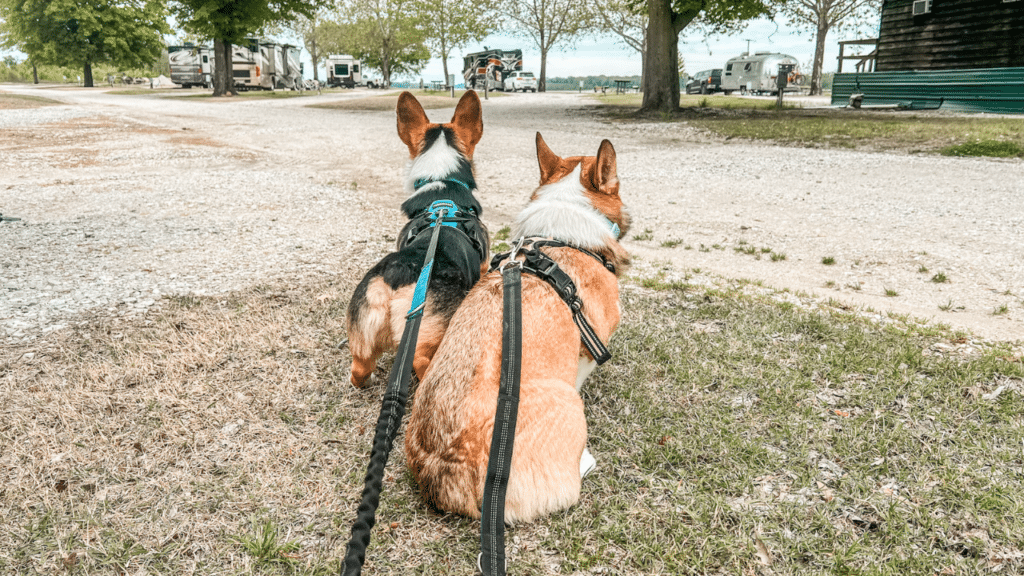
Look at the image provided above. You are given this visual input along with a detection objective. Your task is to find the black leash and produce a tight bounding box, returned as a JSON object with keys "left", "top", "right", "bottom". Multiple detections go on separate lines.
{"left": 479, "top": 238, "right": 615, "bottom": 575}
{"left": 341, "top": 200, "right": 454, "bottom": 576}
{"left": 479, "top": 260, "right": 523, "bottom": 576}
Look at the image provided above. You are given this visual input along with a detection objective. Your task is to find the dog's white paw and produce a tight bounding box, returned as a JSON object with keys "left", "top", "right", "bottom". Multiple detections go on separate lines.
{"left": 580, "top": 447, "right": 597, "bottom": 478}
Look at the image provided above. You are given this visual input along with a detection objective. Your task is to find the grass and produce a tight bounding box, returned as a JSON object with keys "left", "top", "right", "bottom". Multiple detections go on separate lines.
{"left": 592, "top": 95, "right": 1024, "bottom": 155}
{"left": 822, "top": 256, "right": 836, "bottom": 266}
{"left": 311, "top": 89, "right": 501, "bottom": 111}
{"left": 632, "top": 228, "right": 654, "bottom": 242}
{"left": 591, "top": 92, "right": 794, "bottom": 111}
{"left": 941, "top": 140, "right": 1024, "bottom": 158}
{"left": 0, "top": 92, "right": 62, "bottom": 109}
{"left": 932, "top": 272, "right": 950, "bottom": 284}
{"left": 884, "top": 287, "right": 899, "bottom": 297}
{"left": 2, "top": 275, "right": 1023, "bottom": 574}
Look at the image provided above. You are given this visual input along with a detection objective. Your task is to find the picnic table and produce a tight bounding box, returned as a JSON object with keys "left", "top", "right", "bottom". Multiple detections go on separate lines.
{"left": 613, "top": 79, "right": 636, "bottom": 94}
{"left": 430, "top": 80, "right": 444, "bottom": 90}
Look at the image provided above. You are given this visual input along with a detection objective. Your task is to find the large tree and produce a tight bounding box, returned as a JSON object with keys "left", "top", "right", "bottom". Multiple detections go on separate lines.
{"left": 339, "top": 0, "right": 430, "bottom": 86}
{"left": 175, "top": 0, "right": 323, "bottom": 96}
{"left": 0, "top": 0, "right": 168, "bottom": 87}
{"left": 290, "top": 9, "right": 350, "bottom": 82}
{"left": 507, "top": 0, "right": 592, "bottom": 92}
{"left": 781, "top": 0, "right": 880, "bottom": 95}
{"left": 642, "top": 0, "right": 777, "bottom": 112}
{"left": 416, "top": 0, "right": 499, "bottom": 87}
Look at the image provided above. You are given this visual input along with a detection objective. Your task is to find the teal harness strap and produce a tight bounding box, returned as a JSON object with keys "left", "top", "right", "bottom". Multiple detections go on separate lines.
{"left": 407, "top": 200, "right": 454, "bottom": 318}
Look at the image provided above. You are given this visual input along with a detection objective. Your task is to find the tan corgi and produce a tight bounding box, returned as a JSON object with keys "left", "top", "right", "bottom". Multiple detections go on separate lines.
{"left": 404, "top": 133, "right": 630, "bottom": 523}
{"left": 346, "top": 90, "right": 489, "bottom": 388}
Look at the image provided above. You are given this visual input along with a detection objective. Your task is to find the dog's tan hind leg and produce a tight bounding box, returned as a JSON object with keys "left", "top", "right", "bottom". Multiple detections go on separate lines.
{"left": 348, "top": 278, "right": 395, "bottom": 388}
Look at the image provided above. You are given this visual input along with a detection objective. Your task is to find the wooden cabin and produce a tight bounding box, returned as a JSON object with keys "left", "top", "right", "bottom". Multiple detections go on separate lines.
{"left": 875, "top": 0, "right": 1024, "bottom": 71}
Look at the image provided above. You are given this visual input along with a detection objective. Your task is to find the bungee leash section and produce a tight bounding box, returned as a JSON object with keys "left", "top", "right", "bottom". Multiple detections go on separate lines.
{"left": 479, "top": 238, "right": 615, "bottom": 576}
{"left": 341, "top": 200, "right": 456, "bottom": 576}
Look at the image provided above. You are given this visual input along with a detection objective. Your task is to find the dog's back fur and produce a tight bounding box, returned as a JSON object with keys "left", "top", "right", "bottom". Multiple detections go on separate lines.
{"left": 405, "top": 133, "right": 630, "bottom": 523}
{"left": 346, "top": 91, "right": 487, "bottom": 388}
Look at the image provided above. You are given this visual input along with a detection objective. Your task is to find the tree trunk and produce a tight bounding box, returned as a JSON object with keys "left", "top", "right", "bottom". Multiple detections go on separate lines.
{"left": 641, "top": 0, "right": 680, "bottom": 112}
{"left": 33, "top": 64, "right": 39, "bottom": 84}
{"left": 537, "top": 29, "right": 547, "bottom": 92}
{"left": 540, "top": 47, "right": 548, "bottom": 92}
{"left": 810, "top": 19, "right": 829, "bottom": 96}
{"left": 213, "top": 39, "right": 237, "bottom": 96}
{"left": 84, "top": 62, "right": 94, "bottom": 88}
{"left": 310, "top": 37, "right": 319, "bottom": 81}
{"left": 442, "top": 56, "right": 449, "bottom": 88}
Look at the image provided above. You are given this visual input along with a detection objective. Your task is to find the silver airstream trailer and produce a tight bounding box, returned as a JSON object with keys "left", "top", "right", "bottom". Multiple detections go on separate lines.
{"left": 721, "top": 52, "right": 803, "bottom": 95}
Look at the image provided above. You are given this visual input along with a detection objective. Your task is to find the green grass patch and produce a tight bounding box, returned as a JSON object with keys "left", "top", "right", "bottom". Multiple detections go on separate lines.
{"left": 550, "top": 283, "right": 1024, "bottom": 574}
{"left": 941, "top": 140, "right": 1024, "bottom": 158}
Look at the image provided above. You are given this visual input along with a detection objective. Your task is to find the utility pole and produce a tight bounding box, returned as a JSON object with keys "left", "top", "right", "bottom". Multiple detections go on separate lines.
{"left": 743, "top": 39, "right": 753, "bottom": 55}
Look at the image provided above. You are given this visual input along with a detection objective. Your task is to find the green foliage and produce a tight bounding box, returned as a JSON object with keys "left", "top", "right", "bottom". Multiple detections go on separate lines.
{"left": 175, "top": 0, "right": 322, "bottom": 45}
{"left": 941, "top": 140, "right": 1024, "bottom": 158}
{"left": 0, "top": 0, "right": 169, "bottom": 86}
{"left": 416, "top": 0, "right": 500, "bottom": 80}
{"left": 335, "top": 0, "right": 431, "bottom": 85}
{"left": 0, "top": 58, "right": 162, "bottom": 83}
{"left": 507, "top": 0, "right": 595, "bottom": 91}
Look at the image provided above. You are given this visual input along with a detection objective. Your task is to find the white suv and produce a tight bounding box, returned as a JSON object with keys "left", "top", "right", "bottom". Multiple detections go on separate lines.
{"left": 504, "top": 72, "right": 537, "bottom": 92}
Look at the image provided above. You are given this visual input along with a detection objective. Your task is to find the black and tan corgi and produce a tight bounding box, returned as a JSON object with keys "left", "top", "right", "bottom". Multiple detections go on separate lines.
{"left": 404, "top": 133, "right": 630, "bottom": 522}
{"left": 346, "top": 90, "right": 488, "bottom": 388}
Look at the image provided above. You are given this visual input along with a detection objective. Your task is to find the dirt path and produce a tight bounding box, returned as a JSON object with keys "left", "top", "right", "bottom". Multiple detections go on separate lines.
{"left": 2, "top": 85, "right": 1022, "bottom": 343}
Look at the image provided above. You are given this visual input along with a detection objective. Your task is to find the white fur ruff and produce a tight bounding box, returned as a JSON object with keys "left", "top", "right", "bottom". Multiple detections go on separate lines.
{"left": 512, "top": 165, "right": 615, "bottom": 248}
{"left": 404, "top": 136, "right": 468, "bottom": 196}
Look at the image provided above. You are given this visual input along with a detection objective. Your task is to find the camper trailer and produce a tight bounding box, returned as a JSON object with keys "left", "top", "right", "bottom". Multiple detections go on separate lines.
{"left": 462, "top": 49, "right": 522, "bottom": 91}
{"left": 721, "top": 52, "right": 803, "bottom": 95}
{"left": 167, "top": 44, "right": 212, "bottom": 88}
{"left": 326, "top": 55, "right": 369, "bottom": 88}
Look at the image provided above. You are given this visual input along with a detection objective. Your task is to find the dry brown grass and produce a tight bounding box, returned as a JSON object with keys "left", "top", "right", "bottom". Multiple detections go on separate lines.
{"left": 0, "top": 93, "right": 62, "bottom": 109}
{"left": 0, "top": 276, "right": 377, "bottom": 574}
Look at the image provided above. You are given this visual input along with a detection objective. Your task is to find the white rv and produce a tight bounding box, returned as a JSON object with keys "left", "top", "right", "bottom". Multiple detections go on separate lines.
{"left": 326, "top": 55, "right": 367, "bottom": 88}
{"left": 721, "top": 52, "right": 804, "bottom": 95}
{"left": 167, "top": 45, "right": 213, "bottom": 88}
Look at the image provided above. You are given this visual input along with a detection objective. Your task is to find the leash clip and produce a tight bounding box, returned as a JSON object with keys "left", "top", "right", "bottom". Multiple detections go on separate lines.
{"left": 499, "top": 237, "right": 526, "bottom": 273}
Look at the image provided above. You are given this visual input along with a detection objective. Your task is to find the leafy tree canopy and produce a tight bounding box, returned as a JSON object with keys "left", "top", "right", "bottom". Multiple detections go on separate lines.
{"left": 0, "top": 0, "right": 169, "bottom": 85}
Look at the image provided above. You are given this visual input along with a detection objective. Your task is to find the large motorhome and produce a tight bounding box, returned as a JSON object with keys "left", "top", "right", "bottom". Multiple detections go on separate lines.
{"left": 325, "top": 55, "right": 367, "bottom": 88}
{"left": 462, "top": 49, "right": 522, "bottom": 91}
{"left": 231, "top": 39, "right": 304, "bottom": 90}
{"left": 721, "top": 52, "right": 803, "bottom": 95}
{"left": 167, "top": 44, "right": 212, "bottom": 88}
{"left": 165, "top": 39, "right": 303, "bottom": 90}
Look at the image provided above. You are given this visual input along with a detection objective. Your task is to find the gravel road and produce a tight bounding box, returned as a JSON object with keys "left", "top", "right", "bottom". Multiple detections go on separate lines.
{"left": 2, "top": 85, "right": 1022, "bottom": 344}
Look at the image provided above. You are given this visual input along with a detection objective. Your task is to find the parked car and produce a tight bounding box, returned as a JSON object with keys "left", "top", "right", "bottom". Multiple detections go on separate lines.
{"left": 504, "top": 71, "right": 537, "bottom": 92}
{"left": 685, "top": 69, "right": 722, "bottom": 94}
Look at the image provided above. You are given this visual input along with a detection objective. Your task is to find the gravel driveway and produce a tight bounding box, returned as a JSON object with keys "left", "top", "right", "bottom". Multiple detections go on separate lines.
{"left": 2, "top": 85, "right": 1022, "bottom": 343}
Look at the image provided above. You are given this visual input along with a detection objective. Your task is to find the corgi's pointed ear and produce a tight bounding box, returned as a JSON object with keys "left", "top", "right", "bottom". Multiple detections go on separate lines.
{"left": 536, "top": 132, "right": 561, "bottom": 184}
{"left": 592, "top": 139, "right": 619, "bottom": 195}
{"left": 397, "top": 91, "right": 430, "bottom": 156}
{"left": 450, "top": 90, "right": 483, "bottom": 157}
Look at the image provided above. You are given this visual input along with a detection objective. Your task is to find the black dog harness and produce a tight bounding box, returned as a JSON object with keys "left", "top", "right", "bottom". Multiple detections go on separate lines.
{"left": 489, "top": 238, "right": 616, "bottom": 365}
{"left": 478, "top": 238, "right": 616, "bottom": 576}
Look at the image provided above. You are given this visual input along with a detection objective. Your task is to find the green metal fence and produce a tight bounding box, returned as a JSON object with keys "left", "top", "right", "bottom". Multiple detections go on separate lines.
{"left": 831, "top": 67, "right": 1024, "bottom": 114}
